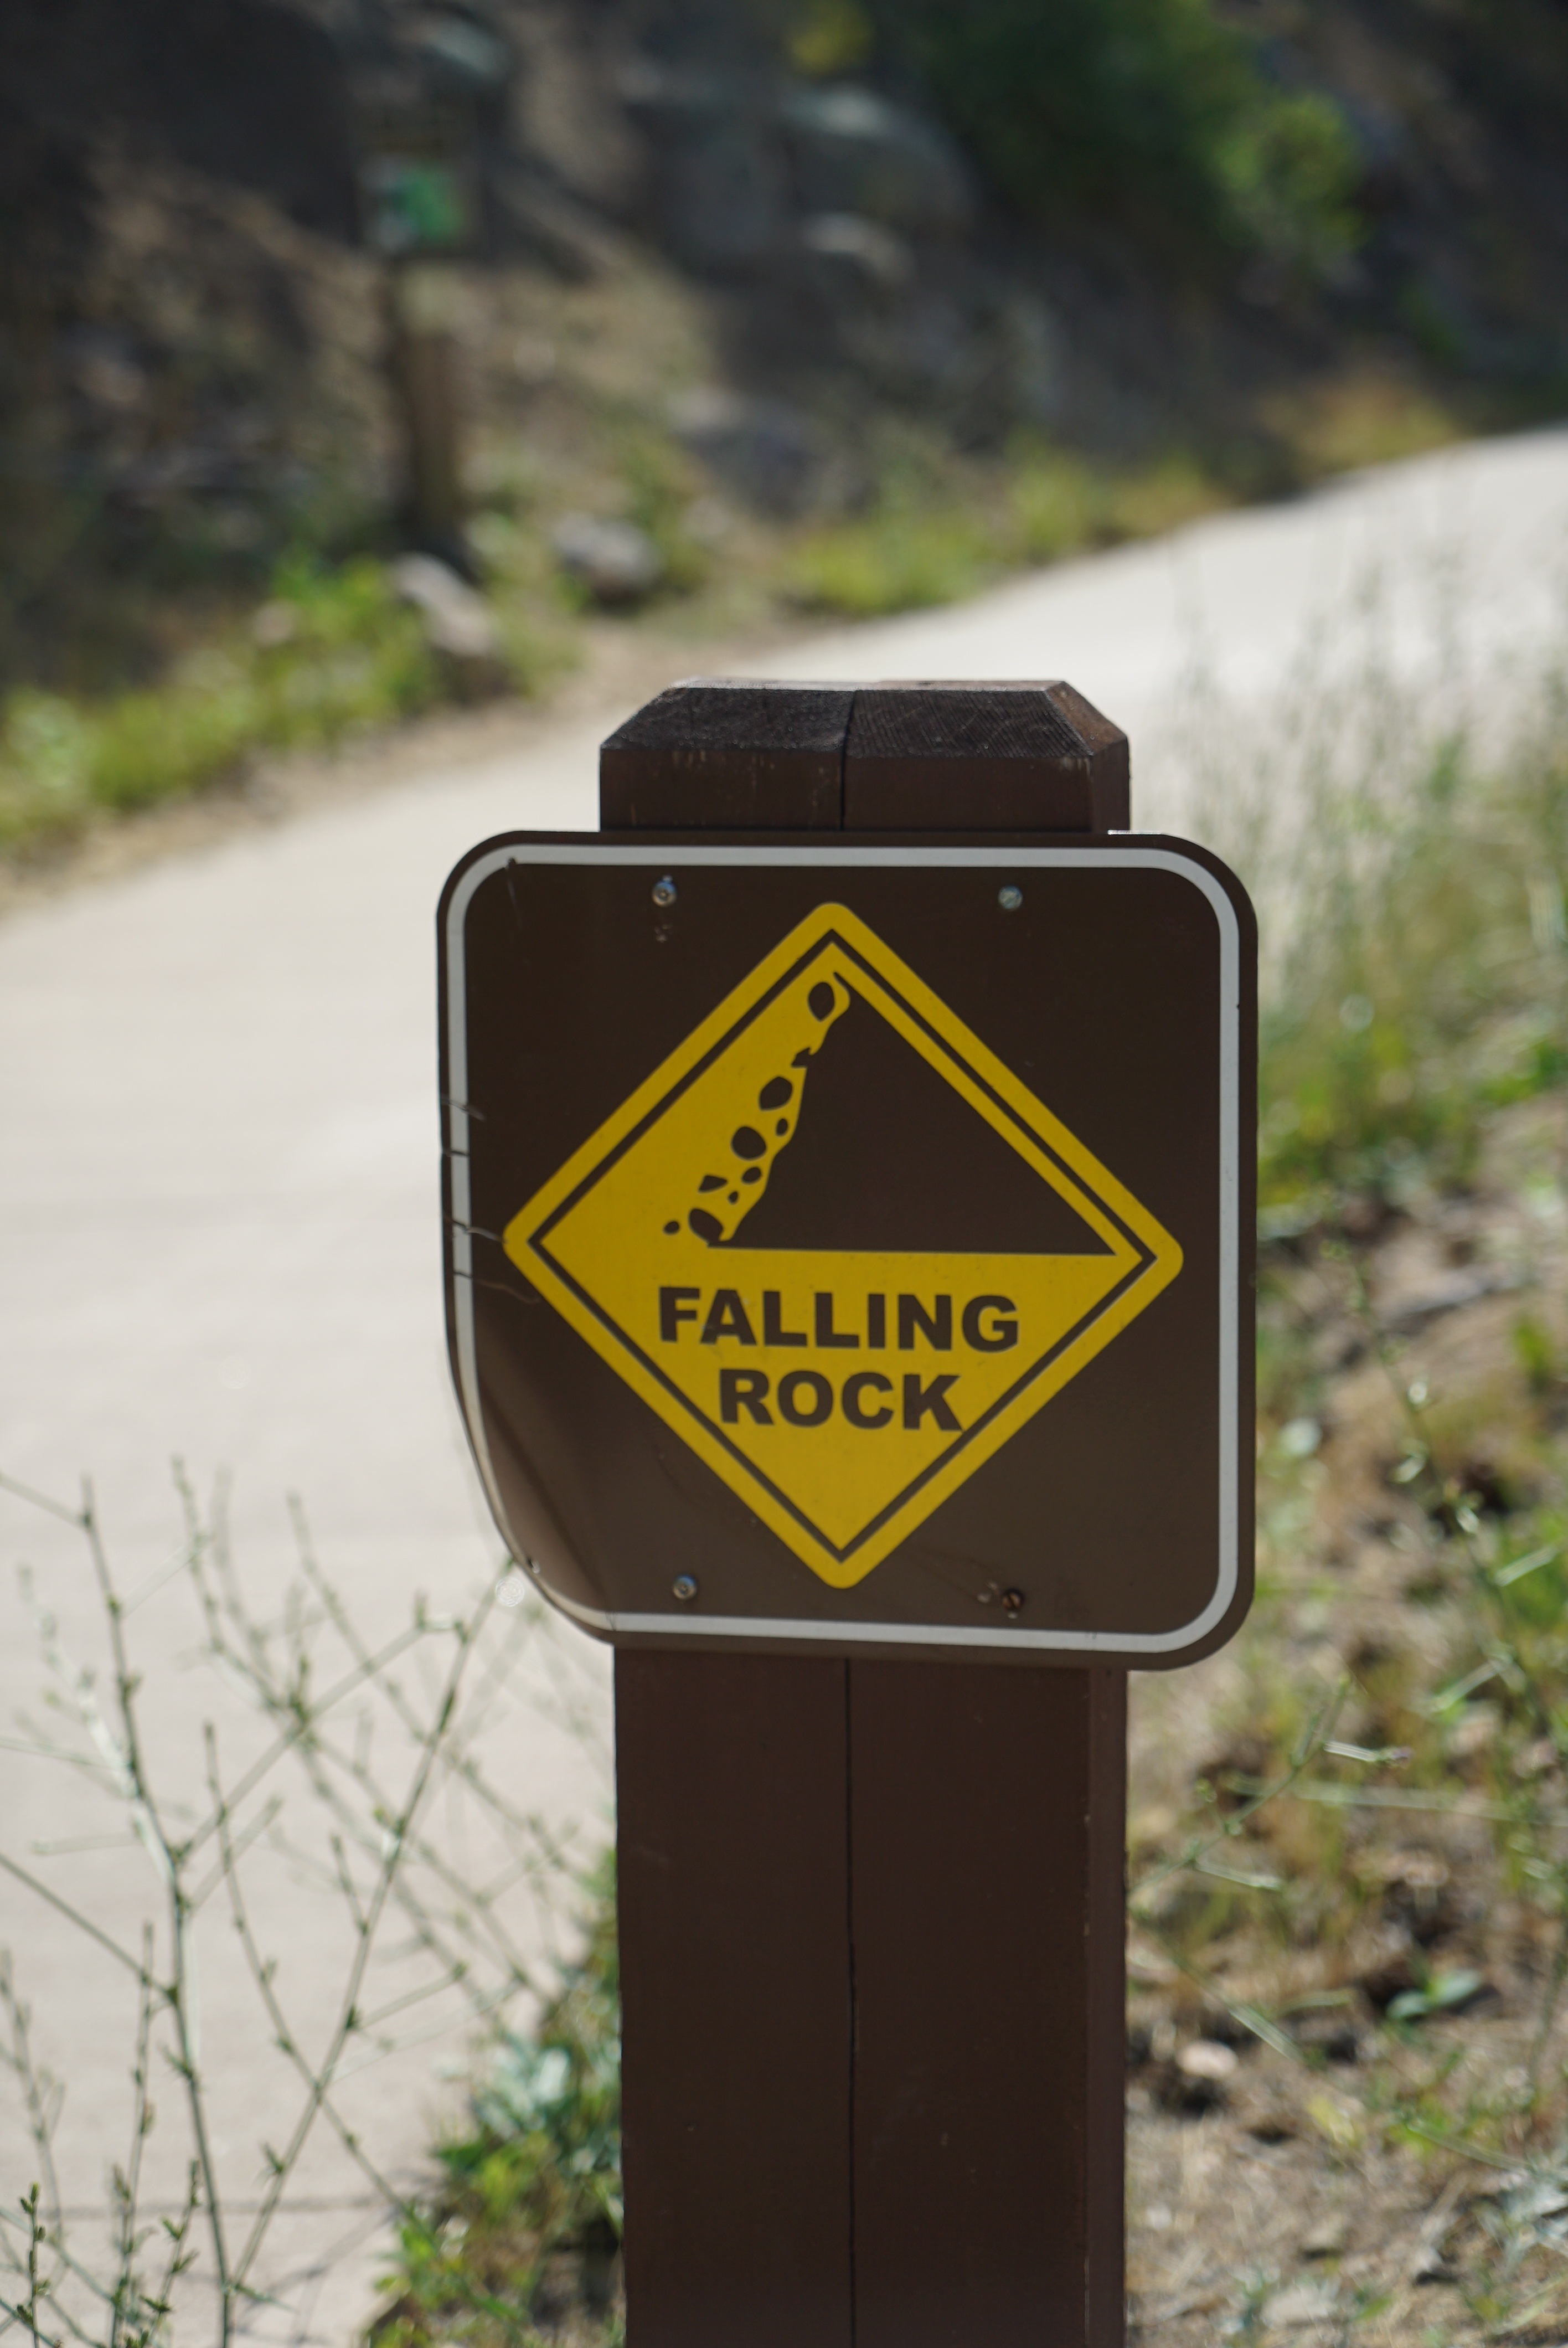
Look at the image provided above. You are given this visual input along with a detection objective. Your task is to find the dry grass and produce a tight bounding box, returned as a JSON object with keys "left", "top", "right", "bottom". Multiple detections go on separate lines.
{"left": 1125, "top": 1090, "right": 1568, "bottom": 2343}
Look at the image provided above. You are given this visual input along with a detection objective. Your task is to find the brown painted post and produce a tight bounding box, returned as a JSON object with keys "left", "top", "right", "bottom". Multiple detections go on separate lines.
{"left": 616, "top": 1652, "right": 854, "bottom": 2348}
{"left": 608, "top": 681, "right": 1130, "bottom": 2347}
{"left": 847, "top": 1663, "right": 1127, "bottom": 2348}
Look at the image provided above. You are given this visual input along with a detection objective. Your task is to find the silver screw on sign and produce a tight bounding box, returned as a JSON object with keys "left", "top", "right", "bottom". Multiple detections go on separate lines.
{"left": 998, "top": 885, "right": 1022, "bottom": 911}
{"left": 672, "top": 1573, "right": 698, "bottom": 1602}
{"left": 652, "top": 876, "right": 677, "bottom": 907}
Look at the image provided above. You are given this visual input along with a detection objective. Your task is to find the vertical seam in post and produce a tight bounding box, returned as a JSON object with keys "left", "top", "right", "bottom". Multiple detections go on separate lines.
{"left": 1084, "top": 1665, "right": 1129, "bottom": 2348}
{"left": 1084, "top": 1666, "right": 1098, "bottom": 2348}
{"left": 844, "top": 1659, "right": 857, "bottom": 2346}
{"left": 838, "top": 704, "right": 854, "bottom": 2342}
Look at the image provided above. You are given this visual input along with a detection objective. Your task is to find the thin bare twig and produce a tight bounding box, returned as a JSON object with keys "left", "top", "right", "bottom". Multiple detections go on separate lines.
{"left": 207, "top": 1582, "right": 501, "bottom": 2292}
{"left": 1130, "top": 1673, "right": 1351, "bottom": 1907}
{"left": 79, "top": 1478, "right": 233, "bottom": 2342}
{"left": 0, "top": 1463, "right": 581, "bottom": 2348}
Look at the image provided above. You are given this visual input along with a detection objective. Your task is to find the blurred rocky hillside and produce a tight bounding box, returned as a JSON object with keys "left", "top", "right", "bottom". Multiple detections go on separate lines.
{"left": 4, "top": 0, "right": 1567, "bottom": 692}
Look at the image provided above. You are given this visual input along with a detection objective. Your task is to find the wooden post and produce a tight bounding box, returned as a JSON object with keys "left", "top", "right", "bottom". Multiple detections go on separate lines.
{"left": 608, "top": 682, "right": 1129, "bottom": 2347}
{"left": 385, "top": 264, "right": 465, "bottom": 558}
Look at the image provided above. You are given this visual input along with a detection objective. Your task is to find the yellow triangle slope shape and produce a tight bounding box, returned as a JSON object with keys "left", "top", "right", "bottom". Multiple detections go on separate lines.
{"left": 505, "top": 903, "right": 1182, "bottom": 1588}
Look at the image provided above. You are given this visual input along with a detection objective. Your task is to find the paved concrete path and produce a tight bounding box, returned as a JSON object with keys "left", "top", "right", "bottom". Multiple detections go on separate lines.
{"left": 4, "top": 423, "right": 1567, "bottom": 2345}
{"left": 769, "top": 422, "right": 1568, "bottom": 813}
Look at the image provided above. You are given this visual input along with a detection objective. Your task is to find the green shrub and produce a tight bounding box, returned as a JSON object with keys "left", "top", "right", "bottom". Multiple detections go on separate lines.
{"left": 0, "top": 550, "right": 544, "bottom": 847}
{"left": 1104, "top": 451, "right": 1228, "bottom": 539}
{"left": 880, "top": 0, "right": 1361, "bottom": 267}
{"left": 254, "top": 557, "right": 442, "bottom": 746}
{"left": 788, "top": 503, "right": 997, "bottom": 616}
{"left": 788, "top": 0, "right": 874, "bottom": 76}
{"left": 0, "top": 690, "right": 97, "bottom": 842}
{"left": 1214, "top": 88, "right": 1363, "bottom": 271}
{"left": 616, "top": 429, "right": 710, "bottom": 596}
{"left": 1008, "top": 449, "right": 1107, "bottom": 563}
{"left": 790, "top": 437, "right": 1234, "bottom": 614}
{"left": 89, "top": 672, "right": 261, "bottom": 811}
{"left": 1255, "top": 719, "right": 1568, "bottom": 1212}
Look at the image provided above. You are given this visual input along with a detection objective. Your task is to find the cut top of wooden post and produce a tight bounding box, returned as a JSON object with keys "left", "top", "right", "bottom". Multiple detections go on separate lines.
{"left": 600, "top": 680, "right": 855, "bottom": 830}
{"left": 845, "top": 681, "right": 1128, "bottom": 831}
{"left": 599, "top": 677, "right": 1129, "bottom": 832}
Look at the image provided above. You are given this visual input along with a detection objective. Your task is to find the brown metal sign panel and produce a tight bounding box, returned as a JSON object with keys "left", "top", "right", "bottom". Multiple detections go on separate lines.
{"left": 440, "top": 834, "right": 1256, "bottom": 1667}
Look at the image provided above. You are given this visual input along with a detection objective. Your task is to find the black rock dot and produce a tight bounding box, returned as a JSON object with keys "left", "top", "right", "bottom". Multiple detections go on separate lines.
{"left": 742, "top": 1166, "right": 762, "bottom": 1184}
{"left": 689, "top": 1208, "right": 723, "bottom": 1243}
{"left": 775, "top": 1118, "right": 790, "bottom": 1136}
{"left": 808, "top": 982, "right": 836, "bottom": 1019}
{"left": 730, "top": 1125, "right": 766, "bottom": 1160}
{"left": 759, "top": 1077, "right": 793, "bottom": 1110}
{"left": 698, "top": 1172, "right": 726, "bottom": 1192}
{"left": 728, "top": 1191, "right": 739, "bottom": 1203}
{"left": 791, "top": 1048, "right": 814, "bottom": 1068}
{"left": 664, "top": 1220, "right": 679, "bottom": 1234}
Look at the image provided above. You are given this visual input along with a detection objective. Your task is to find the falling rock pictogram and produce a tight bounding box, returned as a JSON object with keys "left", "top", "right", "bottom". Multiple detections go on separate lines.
{"left": 506, "top": 903, "right": 1183, "bottom": 1587}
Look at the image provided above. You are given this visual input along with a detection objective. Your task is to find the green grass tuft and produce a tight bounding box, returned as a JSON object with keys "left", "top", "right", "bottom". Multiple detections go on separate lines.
{"left": 0, "top": 553, "right": 551, "bottom": 849}
{"left": 884, "top": 0, "right": 1364, "bottom": 270}
{"left": 788, "top": 442, "right": 1231, "bottom": 619}
{"left": 787, "top": 502, "right": 998, "bottom": 618}
{"left": 1254, "top": 714, "right": 1568, "bottom": 1218}
{"left": 374, "top": 1853, "right": 623, "bottom": 2348}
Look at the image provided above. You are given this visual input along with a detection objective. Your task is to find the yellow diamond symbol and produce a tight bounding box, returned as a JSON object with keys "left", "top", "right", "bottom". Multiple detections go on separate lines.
{"left": 504, "top": 903, "right": 1182, "bottom": 1588}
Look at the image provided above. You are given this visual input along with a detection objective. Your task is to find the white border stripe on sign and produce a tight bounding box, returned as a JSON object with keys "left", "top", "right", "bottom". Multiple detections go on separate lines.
{"left": 445, "top": 842, "right": 1241, "bottom": 1656}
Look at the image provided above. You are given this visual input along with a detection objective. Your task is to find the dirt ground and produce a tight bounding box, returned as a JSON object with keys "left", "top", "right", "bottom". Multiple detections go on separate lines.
{"left": 1123, "top": 1098, "right": 1568, "bottom": 2344}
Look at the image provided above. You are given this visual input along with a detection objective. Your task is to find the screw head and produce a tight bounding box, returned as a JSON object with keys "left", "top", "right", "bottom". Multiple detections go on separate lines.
{"left": 1000, "top": 1587, "right": 1025, "bottom": 1617}
{"left": 672, "top": 1573, "right": 698, "bottom": 1603}
{"left": 652, "top": 876, "right": 677, "bottom": 908}
{"left": 998, "top": 885, "right": 1023, "bottom": 912}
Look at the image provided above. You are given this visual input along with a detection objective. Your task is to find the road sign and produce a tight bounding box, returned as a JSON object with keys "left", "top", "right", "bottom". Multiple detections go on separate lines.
{"left": 355, "top": 101, "right": 484, "bottom": 258}
{"left": 441, "top": 828, "right": 1255, "bottom": 1667}
{"left": 507, "top": 899, "right": 1183, "bottom": 1586}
